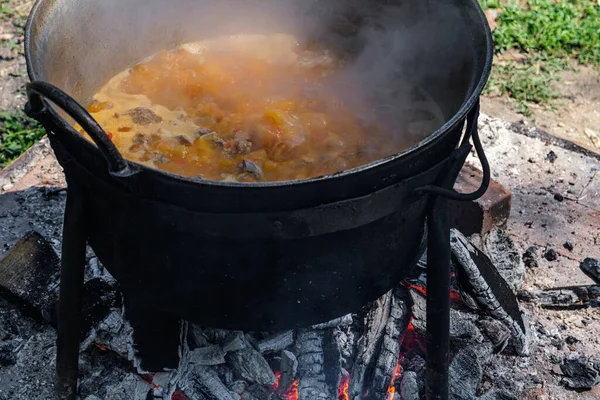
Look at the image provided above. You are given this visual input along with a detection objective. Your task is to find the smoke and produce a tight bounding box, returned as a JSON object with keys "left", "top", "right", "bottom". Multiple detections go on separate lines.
{"left": 275, "top": 0, "right": 474, "bottom": 148}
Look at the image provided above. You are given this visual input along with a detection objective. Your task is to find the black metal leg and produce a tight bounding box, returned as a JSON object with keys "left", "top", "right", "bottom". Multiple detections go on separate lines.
{"left": 56, "top": 188, "right": 87, "bottom": 400}
{"left": 124, "top": 296, "right": 182, "bottom": 372}
{"left": 426, "top": 196, "right": 450, "bottom": 400}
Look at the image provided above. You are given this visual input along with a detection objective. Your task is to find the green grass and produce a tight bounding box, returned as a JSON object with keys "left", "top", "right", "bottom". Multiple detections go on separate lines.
{"left": 0, "top": 111, "right": 46, "bottom": 168}
{"left": 479, "top": 0, "right": 600, "bottom": 114}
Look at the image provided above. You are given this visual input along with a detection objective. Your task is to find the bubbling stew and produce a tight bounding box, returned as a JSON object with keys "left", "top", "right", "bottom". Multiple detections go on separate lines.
{"left": 80, "top": 34, "right": 441, "bottom": 182}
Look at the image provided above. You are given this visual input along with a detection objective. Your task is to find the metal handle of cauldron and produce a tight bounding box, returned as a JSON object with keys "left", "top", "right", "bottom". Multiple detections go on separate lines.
{"left": 25, "top": 81, "right": 129, "bottom": 174}
{"left": 415, "top": 101, "right": 490, "bottom": 200}
{"left": 416, "top": 100, "right": 489, "bottom": 400}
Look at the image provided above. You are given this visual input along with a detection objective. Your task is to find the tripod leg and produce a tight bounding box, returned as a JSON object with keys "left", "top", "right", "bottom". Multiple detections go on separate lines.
{"left": 425, "top": 196, "right": 451, "bottom": 400}
{"left": 55, "top": 188, "right": 87, "bottom": 400}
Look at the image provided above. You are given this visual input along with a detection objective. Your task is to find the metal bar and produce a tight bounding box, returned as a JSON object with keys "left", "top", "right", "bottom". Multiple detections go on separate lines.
{"left": 55, "top": 187, "right": 87, "bottom": 400}
{"left": 425, "top": 196, "right": 451, "bottom": 400}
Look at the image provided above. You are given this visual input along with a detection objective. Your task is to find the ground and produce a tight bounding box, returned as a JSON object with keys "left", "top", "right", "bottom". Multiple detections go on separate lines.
{"left": 482, "top": 62, "right": 600, "bottom": 152}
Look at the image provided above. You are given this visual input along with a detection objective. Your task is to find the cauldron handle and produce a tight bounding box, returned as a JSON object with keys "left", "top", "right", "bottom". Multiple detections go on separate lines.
{"left": 24, "top": 81, "right": 129, "bottom": 173}
{"left": 415, "top": 101, "right": 490, "bottom": 201}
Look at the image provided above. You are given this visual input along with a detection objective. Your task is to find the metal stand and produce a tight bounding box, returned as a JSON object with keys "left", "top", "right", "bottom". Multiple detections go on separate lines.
{"left": 425, "top": 196, "right": 451, "bottom": 400}
{"left": 55, "top": 186, "right": 87, "bottom": 400}
{"left": 420, "top": 101, "right": 489, "bottom": 400}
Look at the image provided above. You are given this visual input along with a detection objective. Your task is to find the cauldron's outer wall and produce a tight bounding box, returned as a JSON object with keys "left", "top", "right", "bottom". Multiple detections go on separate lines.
{"left": 52, "top": 123, "right": 461, "bottom": 330}
{"left": 26, "top": 0, "right": 492, "bottom": 329}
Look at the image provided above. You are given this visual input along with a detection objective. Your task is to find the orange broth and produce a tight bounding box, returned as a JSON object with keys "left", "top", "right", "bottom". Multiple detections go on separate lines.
{"left": 81, "top": 34, "right": 419, "bottom": 182}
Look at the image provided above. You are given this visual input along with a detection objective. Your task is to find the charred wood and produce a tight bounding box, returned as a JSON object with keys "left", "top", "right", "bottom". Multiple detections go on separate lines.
{"left": 450, "top": 229, "right": 530, "bottom": 356}
{"left": 399, "top": 371, "right": 420, "bottom": 400}
{"left": 580, "top": 258, "right": 600, "bottom": 285}
{"left": 188, "top": 325, "right": 210, "bottom": 349}
{"left": 0, "top": 231, "right": 60, "bottom": 319}
{"left": 177, "top": 364, "right": 238, "bottom": 400}
{"left": 278, "top": 350, "right": 298, "bottom": 395}
{"left": 348, "top": 291, "right": 392, "bottom": 400}
{"left": 449, "top": 347, "right": 483, "bottom": 399}
{"left": 478, "top": 318, "right": 511, "bottom": 353}
{"left": 223, "top": 331, "right": 248, "bottom": 353}
{"left": 188, "top": 345, "right": 226, "bottom": 366}
{"left": 227, "top": 381, "right": 247, "bottom": 396}
{"left": 295, "top": 329, "right": 342, "bottom": 400}
{"left": 517, "top": 286, "right": 600, "bottom": 309}
{"left": 410, "top": 289, "right": 484, "bottom": 348}
{"left": 365, "top": 289, "right": 411, "bottom": 400}
{"left": 311, "top": 314, "right": 353, "bottom": 330}
{"left": 257, "top": 330, "right": 294, "bottom": 353}
{"left": 226, "top": 347, "right": 276, "bottom": 386}
{"left": 241, "top": 383, "right": 276, "bottom": 400}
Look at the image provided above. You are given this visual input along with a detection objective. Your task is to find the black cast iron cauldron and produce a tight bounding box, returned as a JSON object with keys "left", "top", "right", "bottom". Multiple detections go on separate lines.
{"left": 26, "top": 0, "right": 491, "bottom": 330}
{"left": 24, "top": 0, "right": 492, "bottom": 397}
{"left": 25, "top": 0, "right": 492, "bottom": 329}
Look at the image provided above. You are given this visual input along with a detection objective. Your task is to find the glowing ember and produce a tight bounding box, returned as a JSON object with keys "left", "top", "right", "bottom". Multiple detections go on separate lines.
{"left": 449, "top": 289, "right": 462, "bottom": 303}
{"left": 171, "top": 390, "right": 189, "bottom": 400}
{"left": 273, "top": 373, "right": 299, "bottom": 400}
{"left": 386, "top": 363, "right": 402, "bottom": 400}
{"left": 405, "top": 281, "right": 462, "bottom": 304}
{"left": 282, "top": 379, "right": 299, "bottom": 400}
{"left": 338, "top": 375, "right": 350, "bottom": 400}
{"left": 139, "top": 373, "right": 154, "bottom": 385}
{"left": 93, "top": 343, "right": 107, "bottom": 351}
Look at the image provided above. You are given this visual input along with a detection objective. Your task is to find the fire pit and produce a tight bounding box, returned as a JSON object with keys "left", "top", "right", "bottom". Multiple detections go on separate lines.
{"left": 22, "top": 0, "right": 493, "bottom": 398}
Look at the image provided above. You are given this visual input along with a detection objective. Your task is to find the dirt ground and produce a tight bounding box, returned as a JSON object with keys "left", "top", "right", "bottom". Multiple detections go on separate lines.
{"left": 482, "top": 63, "right": 600, "bottom": 153}
{"left": 0, "top": 0, "right": 29, "bottom": 113}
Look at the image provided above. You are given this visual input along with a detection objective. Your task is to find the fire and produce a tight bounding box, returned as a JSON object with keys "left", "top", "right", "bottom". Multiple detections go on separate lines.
{"left": 273, "top": 372, "right": 299, "bottom": 400}
{"left": 386, "top": 363, "right": 402, "bottom": 400}
{"left": 338, "top": 374, "right": 350, "bottom": 400}
{"left": 282, "top": 379, "right": 299, "bottom": 400}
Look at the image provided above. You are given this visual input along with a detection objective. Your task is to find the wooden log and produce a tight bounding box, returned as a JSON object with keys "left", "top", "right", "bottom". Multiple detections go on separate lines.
{"left": 450, "top": 229, "right": 530, "bottom": 356}
{"left": 177, "top": 364, "right": 238, "bottom": 400}
{"left": 348, "top": 291, "right": 392, "bottom": 400}
{"left": 0, "top": 231, "right": 60, "bottom": 318}
{"left": 365, "top": 289, "right": 411, "bottom": 400}
{"left": 295, "top": 329, "right": 342, "bottom": 400}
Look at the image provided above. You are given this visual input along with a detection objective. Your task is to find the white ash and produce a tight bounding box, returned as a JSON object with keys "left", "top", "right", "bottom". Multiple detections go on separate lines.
{"left": 471, "top": 229, "right": 525, "bottom": 292}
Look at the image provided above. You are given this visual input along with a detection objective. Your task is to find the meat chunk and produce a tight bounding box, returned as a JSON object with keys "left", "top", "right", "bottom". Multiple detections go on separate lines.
{"left": 127, "top": 107, "right": 163, "bottom": 125}
{"left": 224, "top": 132, "right": 253, "bottom": 156}
{"left": 175, "top": 135, "right": 193, "bottom": 146}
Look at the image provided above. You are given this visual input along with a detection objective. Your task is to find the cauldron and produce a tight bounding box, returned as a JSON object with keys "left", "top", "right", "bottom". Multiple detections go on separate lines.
{"left": 24, "top": 0, "right": 492, "bottom": 397}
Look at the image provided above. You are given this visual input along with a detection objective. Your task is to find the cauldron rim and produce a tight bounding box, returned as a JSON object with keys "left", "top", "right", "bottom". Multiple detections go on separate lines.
{"left": 24, "top": 0, "right": 493, "bottom": 189}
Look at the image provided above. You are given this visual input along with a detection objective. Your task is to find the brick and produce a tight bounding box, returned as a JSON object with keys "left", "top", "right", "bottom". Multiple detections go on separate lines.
{"left": 448, "top": 163, "right": 512, "bottom": 236}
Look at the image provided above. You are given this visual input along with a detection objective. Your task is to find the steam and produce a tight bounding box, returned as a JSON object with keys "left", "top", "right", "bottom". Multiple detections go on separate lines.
{"left": 250, "top": 0, "right": 470, "bottom": 150}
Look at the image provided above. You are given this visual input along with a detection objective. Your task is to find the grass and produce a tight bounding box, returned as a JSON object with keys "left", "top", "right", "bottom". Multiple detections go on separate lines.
{"left": 0, "top": 111, "right": 46, "bottom": 168}
{"left": 0, "top": 1, "right": 40, "bottom": 168}
{"left": 478, "top": 0, "right": 600, "bottom": 114}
